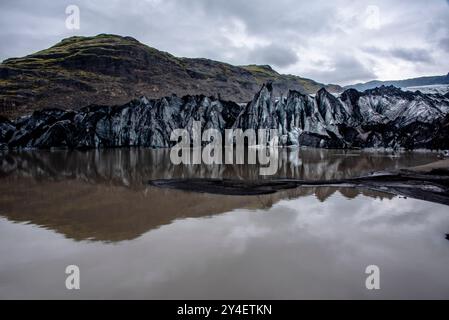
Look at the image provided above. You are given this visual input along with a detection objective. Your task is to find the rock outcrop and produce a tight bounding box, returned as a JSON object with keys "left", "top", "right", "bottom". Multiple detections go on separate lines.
{"left": 1, "top": 84, "right": 449, "bottom": 150}
{"left": 1, "top": 95, "right": 241, "bottom": 149}
{"left": 233, "top": 83, "right": 449, "bottom": 149}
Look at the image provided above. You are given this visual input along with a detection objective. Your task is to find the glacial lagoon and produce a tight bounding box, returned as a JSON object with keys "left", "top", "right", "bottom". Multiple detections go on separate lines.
{"left": 0, "top": 148, "right": 448, "bottom": 299}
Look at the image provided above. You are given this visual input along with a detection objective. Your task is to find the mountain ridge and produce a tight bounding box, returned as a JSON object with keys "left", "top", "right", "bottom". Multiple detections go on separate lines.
{"left": 346, "top": 73, "right": 449, "bottom": 91}
{"left": 0, "top": 33, "right": 341, "bottom": 118}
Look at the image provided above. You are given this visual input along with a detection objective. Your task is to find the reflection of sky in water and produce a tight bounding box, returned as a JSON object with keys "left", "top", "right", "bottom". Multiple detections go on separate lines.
{"left": 1, "top": 191, "right": 448, "bottom": 299}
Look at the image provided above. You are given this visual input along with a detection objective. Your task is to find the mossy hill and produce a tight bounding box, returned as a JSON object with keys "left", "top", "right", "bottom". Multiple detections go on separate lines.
{"left": 0, "top": 34, "right": 341, "bottom": 118}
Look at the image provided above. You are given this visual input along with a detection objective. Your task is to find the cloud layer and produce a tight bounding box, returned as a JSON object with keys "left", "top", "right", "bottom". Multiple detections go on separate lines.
{"left": 0, "top": 0, "right": 448, "bottom": 85}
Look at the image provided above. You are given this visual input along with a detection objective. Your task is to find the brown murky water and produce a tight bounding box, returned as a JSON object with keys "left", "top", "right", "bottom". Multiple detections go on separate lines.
{"left": 0, "top": 148, "right": 448, "bottom": 299}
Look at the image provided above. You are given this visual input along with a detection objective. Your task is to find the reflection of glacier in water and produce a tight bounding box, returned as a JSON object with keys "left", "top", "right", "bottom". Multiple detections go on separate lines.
{"left": 0, "top": 147, "right": 439, "bottom": 184}
{"left": 0, "top": 148, "right": 448, "bottom": 299}
{"left": 0, "top": 148, "right": 440, "bottom": 242}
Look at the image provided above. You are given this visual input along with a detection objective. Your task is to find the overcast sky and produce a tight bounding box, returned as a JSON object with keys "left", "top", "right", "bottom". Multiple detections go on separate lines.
{"left": 0, "top": 0, "right": 448, "bottom": 85}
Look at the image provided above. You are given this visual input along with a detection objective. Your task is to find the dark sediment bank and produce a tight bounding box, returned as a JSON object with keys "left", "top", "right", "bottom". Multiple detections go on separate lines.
{"left": 149, "top": 160, "right": 449, "bottom": 206}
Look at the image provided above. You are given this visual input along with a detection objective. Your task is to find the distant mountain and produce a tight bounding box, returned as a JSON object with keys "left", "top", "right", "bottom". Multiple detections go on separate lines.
{"left": 0, "top": 34, "right": 341, "bottom": 118}
{"left": 346, "top": 73, "right": 449, "bottom": 92}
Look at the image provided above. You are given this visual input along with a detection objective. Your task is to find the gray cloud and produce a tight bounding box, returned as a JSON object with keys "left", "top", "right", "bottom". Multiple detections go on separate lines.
{"left": 247, "top": 44, "right": 298, "bottom": 68}
{"left": 439, "top": 37, "right": 449, "bottom": 52}
{"left": 0, "top": 0, "right": 448, "bottom": 85}
{"left": 304, "top": 55, "right": 376, "bottom": 84}
{"left": 364, "top": 46, "right": 433, "bottom": 63}
{"left": 389, "top": 48, "right": 433, "bottom": 63}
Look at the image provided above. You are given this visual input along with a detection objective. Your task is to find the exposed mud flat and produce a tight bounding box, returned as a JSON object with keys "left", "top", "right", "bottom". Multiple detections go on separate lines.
{"left": 149, "top": 160, "right": 449, "bottom": 206}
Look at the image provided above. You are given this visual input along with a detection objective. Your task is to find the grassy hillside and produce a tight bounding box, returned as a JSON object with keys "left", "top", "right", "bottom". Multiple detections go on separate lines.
{"left": 0, "top": 34, "right": 341, "bottom": 118}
